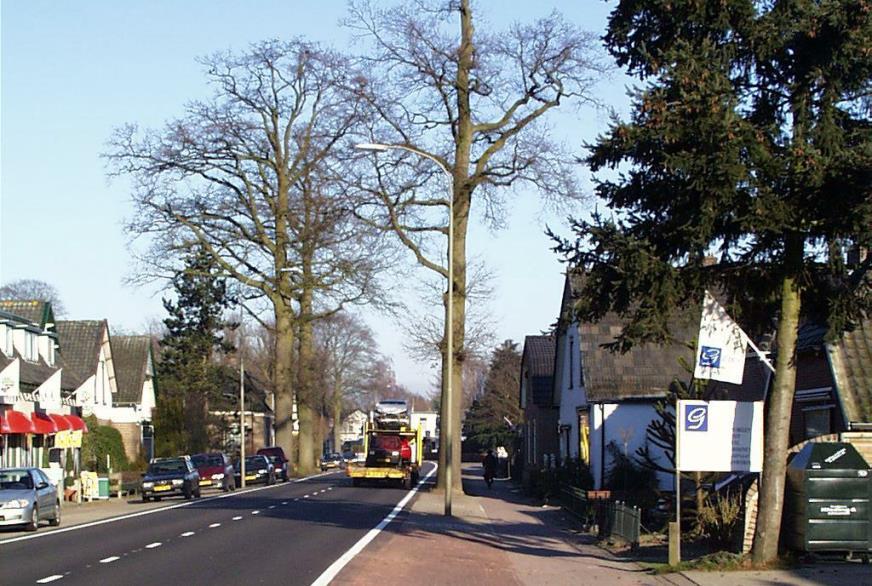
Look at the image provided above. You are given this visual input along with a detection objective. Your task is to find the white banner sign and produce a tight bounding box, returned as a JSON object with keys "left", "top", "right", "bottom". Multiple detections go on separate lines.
{"left": 677, "top": 400, "right": 763, "bottom": 472}
{"left": 694, "top": 291, "right": 749, "bottom": 385}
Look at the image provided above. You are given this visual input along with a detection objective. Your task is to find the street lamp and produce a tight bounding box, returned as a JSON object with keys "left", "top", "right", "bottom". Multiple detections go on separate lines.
{"left": 355, "top": 142, "right": 455, "bottom": 517}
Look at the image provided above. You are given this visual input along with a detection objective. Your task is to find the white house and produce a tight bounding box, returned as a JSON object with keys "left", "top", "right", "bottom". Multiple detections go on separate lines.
{"left": 56, "top": 320, "right": 117, "bottom": 421}
{"left": 109, "top": 335, "right": 157, "bottom": 462}
{"left": 411, "top": 411, "right": 438, "bottom": 440}
{"left": 339, "top": 409, "right": 368, "bottom": 447}
{"left": 554, "top": 273, "right": 698, "bottom": 490}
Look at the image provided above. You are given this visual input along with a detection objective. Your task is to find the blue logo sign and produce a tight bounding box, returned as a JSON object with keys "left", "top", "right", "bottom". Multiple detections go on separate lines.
{"left": 699, "top": 345, "right": 722, "bottom": 368}
{"left": 684, "top": 404, "right": 708, "bottom": 432}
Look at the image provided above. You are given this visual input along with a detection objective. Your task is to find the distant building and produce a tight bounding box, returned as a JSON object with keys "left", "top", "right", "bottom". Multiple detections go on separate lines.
{"left": 411, "top": 411, "right": 438, "bottom": 440}
{"left": 339, "top": 409, "right": 368, "bottom": 447}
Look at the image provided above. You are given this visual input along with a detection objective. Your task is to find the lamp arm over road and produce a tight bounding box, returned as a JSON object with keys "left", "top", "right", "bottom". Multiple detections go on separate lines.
{"left": 354, "top": 142, "right": 455, "bottom": 516}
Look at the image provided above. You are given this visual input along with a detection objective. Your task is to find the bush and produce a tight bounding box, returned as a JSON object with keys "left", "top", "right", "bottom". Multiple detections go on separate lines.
{"left": 558, "top": 457, "right": 595, "bottom": 490}
{"left": 698, "top": 489, "right": 743, "bottom": 550}
{"left": 80, "top": 415, "right": 130, "bottom": 473}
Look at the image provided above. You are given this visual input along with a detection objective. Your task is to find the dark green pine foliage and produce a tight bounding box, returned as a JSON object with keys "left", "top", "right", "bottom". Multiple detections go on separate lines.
{"left": 551, "top": 0, "right": 870, "bottom": 564}
{"left": 553, "top": 0, "right": 870, "bottom": 341}
{"left": 155, "top": 246, "right": 236, "bottom": 456}
{"left": 464, "top": 341, "right": 523, "bottom": 452}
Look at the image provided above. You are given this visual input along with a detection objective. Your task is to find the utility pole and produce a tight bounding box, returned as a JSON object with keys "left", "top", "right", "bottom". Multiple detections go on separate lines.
{"left": 240, "top": 354, "right": 246, "bottom": 488}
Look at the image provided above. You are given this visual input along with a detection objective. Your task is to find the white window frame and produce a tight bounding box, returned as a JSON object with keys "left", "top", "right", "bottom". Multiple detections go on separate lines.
{"left": 24, "top": 331, "right": 38, "bottom": 361}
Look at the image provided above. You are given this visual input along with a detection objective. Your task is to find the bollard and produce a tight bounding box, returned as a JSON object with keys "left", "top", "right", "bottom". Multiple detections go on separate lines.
{"left": 668, "top": 521, "right": 681, "bottom": 566}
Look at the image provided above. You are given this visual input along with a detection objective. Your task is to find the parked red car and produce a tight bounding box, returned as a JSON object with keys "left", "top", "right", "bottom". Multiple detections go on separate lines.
{"left": 191, "top": 452, "right": 236, "bottom": 491}
{"left": 256, "top": 447, "right": 290, "bottom": 482}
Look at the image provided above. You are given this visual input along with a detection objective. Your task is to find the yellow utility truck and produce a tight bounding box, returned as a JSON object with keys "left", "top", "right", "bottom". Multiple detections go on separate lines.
{"left": 347, "top": 400, "right": 422, "bottom": 489}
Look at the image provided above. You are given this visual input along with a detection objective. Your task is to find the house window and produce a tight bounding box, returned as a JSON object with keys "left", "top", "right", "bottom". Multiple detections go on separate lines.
{"left": 569, "top": 338, "right": 575, "bottom": 389}
{"left": 46, "top": 340, "right": 55, "bottom": 366}
{"left": 24, "top": 332, "right": 38, "bottom": 361}
{"left": 803, "top": 406, "right": 832, "bottom": 439}
{"left": 1, "top": 326, "right": 11, "bottom": 356}
{"left": 578, "top": 409, "right": 590, "bottom": 464}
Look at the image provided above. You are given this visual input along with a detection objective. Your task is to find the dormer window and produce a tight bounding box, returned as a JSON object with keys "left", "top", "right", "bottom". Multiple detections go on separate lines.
{"left": 24, "top": 331, "right": 38, "bottom": 361}
{"left": 1, "top": 325, "right": 11, "bottom": 357}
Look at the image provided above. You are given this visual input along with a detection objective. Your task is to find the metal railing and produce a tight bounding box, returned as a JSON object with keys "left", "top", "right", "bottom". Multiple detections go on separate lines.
{"left": 600, "top": 501, "right": 641, "bottom": 547}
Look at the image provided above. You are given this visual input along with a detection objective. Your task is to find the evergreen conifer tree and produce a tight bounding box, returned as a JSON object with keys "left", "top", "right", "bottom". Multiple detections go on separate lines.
{"left": 553, "top": 0, "right": 870, "bottom": 563}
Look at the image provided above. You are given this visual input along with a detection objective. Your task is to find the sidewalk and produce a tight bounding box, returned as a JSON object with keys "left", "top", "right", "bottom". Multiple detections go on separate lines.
{"left": 333, "top": 465, "right": 668, "bottom": 585}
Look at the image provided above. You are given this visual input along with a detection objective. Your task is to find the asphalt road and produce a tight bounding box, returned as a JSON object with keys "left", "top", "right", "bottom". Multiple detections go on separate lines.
{"left": 0, "top": 463, "right": 435, "bottom": 586}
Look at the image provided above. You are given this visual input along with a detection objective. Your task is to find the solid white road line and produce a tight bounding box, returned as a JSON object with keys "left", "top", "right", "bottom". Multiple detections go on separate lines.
{"left": 180, "top": 532, "right": 195, "bottom": 537}
{"left": 36, "top": 576, "right": 64, "bottom": 584}
{"left": 145, "top": 542, "right": 162, "bottom": 549}
{"left": 99, "top": 556, "right": 120, "bottom": 563}
{"left": 209, "top": 523, "right": 221, "bottom": 528}
{"left": 0, "top": 470, "right": 341, "bottom": 546}
{"left": 232, "top": 516, "right": 243, "bottom": 521}
{"left": 310, "top": 464, "right": 438, "bottom": 586}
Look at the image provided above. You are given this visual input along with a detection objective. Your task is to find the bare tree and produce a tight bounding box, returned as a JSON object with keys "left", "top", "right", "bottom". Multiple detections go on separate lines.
{"left": 314, "top": 312, "right": 380, "bottom": 450}
{"left": 346, "top": 0, "right": 608, "bottom": 488}
{"left": 0, "top": 279, "right": 67, "bottom": 317}
{"left": 107, "top": 40, "right": 387, "bottom": 473}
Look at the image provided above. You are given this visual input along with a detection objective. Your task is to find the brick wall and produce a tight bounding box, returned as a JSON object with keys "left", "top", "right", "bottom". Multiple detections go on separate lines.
{"left": 110, "top": 422, "right": 142, "bottom": 463}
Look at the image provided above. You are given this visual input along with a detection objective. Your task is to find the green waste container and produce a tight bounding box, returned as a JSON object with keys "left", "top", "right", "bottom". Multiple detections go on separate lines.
{"left": 783, "top": 442, "right": 871, "bottom": 558}
{"left": 98, "top": 477, "right": 110, "bottom": 498}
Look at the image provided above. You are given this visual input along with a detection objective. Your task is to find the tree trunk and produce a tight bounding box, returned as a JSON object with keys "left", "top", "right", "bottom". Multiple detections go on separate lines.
{"left": 435, "top": 0, "right": 473, "bottom": 494}
{"left": 274, "top": 305, "right": 296, "bottom": 470}
{"left": 296, "top": 287, "right": 318, "bottom": 474}
{"left": 752, "top": 236, "right": 803, "bottom": 565}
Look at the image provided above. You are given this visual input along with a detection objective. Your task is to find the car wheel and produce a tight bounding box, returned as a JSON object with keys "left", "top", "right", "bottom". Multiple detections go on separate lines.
{"left": 195, "top": 487, "right": 201, "bottom": 498}
{"left": 25, "top": 506, "right": 39, "bottom": 532}
{"left": 142, "top": 495, "right": 150, "bottom": 503}
{"left": 183, "top": 484, "right": 192, "bottom": 500}
{"left": 154, "top": 496, "right": 162, "bottom": 502}
{"left": 49, "top": 501, "right": 61, "bottom": 527}
{"left": 352, "top": 478, "right": 361, "bottom": 487}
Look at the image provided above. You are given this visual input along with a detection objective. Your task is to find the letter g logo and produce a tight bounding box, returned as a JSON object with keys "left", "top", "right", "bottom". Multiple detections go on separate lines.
{"left": 684, "top": 404, "right": 708, "bottom": 432}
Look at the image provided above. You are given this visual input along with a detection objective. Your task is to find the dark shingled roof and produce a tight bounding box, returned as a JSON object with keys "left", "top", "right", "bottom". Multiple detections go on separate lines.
{"left": 522, "top": 335, "right": 556, "bottom": 407}
{"left": 829, "top": 318, "right": 872, "bottom": 424}
{"left": 563, "top": 271, "right": 699, "bottom": 402}
{"left": 56, "top": 320, "right": 106, "bottom": 390}
{"left": 579, "top": 312, "right": 698, "bottom": 402}
{"left": 207, "top": 365, "right": 272, "bottom": 413}
{"left": 0, "top": 300, "right": 55, "bottom": 329}
{"left": 112, "top": 336, "right": 152, "bottom": 405}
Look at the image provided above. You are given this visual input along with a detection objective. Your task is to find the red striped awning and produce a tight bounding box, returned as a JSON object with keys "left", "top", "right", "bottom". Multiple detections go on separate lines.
{"left": 65, "top": 414, "right": 88, "bottom": 432}
{"left": 0, "top": 410, "right": 35, "bottom": 434}
{"left": 30, "top": 412, "right": 58, "bottom": 435}
{"left": 49, "top": 413, "right": 72, "bottom": 431}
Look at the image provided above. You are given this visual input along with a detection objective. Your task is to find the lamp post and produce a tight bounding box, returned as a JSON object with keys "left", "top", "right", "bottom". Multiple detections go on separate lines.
{"left": 355, "top": 142, "right": 455, "bottom": 516}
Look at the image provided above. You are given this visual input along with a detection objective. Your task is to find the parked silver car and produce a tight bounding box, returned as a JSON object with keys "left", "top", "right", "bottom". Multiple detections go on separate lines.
{"left": 0, "top": 467, "right": 61, "bottom": 531}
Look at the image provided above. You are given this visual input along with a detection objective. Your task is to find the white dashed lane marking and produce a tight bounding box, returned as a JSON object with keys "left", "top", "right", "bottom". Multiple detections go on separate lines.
{"left": 181, "top": 531, "right": 195, "bottom": 537}
{"left": 232, "top": 516, "right": 243, "bottom": 521}
{"left": 100, "top": 556, "right": 120, "bottom": 564}
{"left": 327, "top": 487, "right": 333, "bottom": 491}
{"left": 145, "top": 542, "right": 162, "bottom": 549}
{"left": 209, "top": 523, "right": 221, "bottom": 528}
{"left": 36, "top": 576, "right": 64, "bottom": 584}
{"left": 304, "top": 495, "right": 310, "bottom": 499}
{"left": 268, "top": 505, "right": 276, "bottom": 509}
{"left": 281, "top": 501, "right": 288, "bottom": 505}
{"left": 251, "top": 510, "right": 260, "bottom": 515}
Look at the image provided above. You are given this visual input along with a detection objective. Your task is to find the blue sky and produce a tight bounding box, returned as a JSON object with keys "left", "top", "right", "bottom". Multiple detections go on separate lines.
{"left": 1, "top": 1, "right": 632, "bottom": 394}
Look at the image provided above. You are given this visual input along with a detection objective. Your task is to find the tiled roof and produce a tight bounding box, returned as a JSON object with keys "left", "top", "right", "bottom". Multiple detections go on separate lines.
{"left": 0, "top": 300, "right": 54, "bottom": 329}
{"left": 580, "top": 311, "right": 698, "bottom": 402}
{"left": 522, "top": 335, "right": 555, "bottom": 378}
{"left": 112, "top": 336, "right": 152, "bottom": 405}
{"left": 0, "top": 348, "right": 61, "bottom": 391}
{"left": 522, "top": 335, "right": 556, "bottom": 407}
{"left": 829, "top": 318, "right": 872, "bottom": 424}
{"left": 56, "top": 321, "right": 106, "bottom": 390}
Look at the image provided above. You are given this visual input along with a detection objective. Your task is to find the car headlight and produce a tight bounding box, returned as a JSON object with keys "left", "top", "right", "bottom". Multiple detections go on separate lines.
{"left": 257, "top": 469, "right": 267, "bottom": 474}
{"left": 391, "top": 451, "right": 399, "bottom": 456}
{"left": 1, "top": 499, "right": 30, "bottom": 508}
{"left": 172, "top": 479, "right": 184, "bottom": 486}
{"left": 142, "top": 482, "right": 154, "bottom": 489}
{"left": 211, "top": 473, "right": 224, "bottom": 480}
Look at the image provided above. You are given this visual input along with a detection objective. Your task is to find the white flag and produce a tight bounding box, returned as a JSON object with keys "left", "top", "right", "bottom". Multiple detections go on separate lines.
{"left": 694, "top": 291, "right": 749, "bottom": 385}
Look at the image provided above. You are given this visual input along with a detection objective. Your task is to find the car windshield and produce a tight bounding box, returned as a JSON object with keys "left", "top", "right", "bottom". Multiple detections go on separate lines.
{"left": 192, "top": 454, "right": 223, "bottom": 467}
{"left": 0, "top": 470, "right": 33, "bottom": 490}
{"left": 237, "top": 457, "right": 265, "bottom": 469}
{"left": 373, "top": 436, "right": 401, "bottom": 450}
{"left": 148, "top": 461, "right": 186, "bottom": 474}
